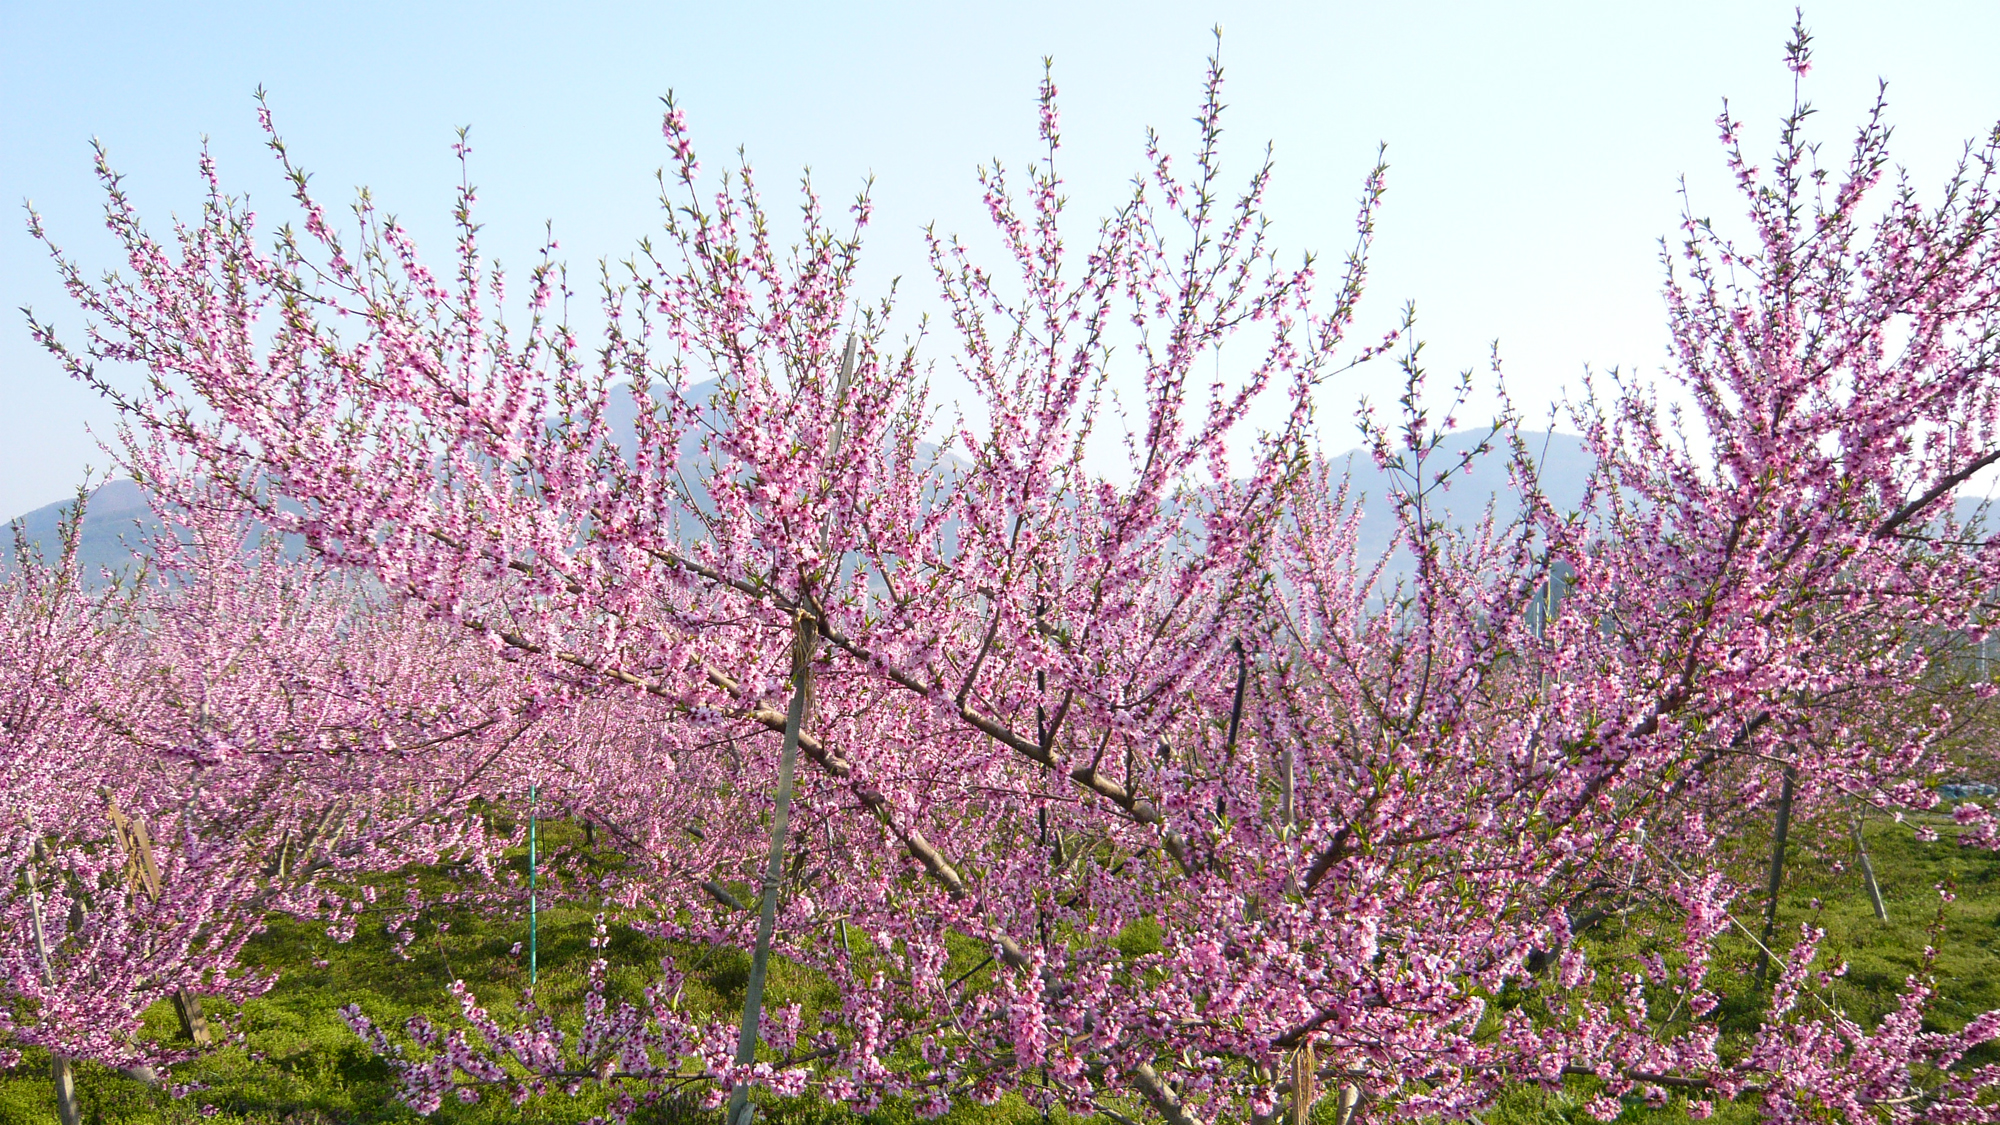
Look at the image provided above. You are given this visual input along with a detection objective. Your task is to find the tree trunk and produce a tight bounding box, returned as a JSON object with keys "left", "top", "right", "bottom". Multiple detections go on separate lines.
{"left": 27, "top": 847, "right": 83, "bottom": 1125}
{"left": 1133, "top": 1063, "right": 1199, "bottom": 1125}
{"left": 1753, "top": 765, "right": 1797, "bottom": 986}
{"left": 52, "top": 1056, "right": 82, "bottom": 1125}
{"left": 726, "top": 334, "right": 856, "bottom": 1125}
{"left": 725, "top": 616, "right": 815, "bottom": 1125}
{"left": 1853, "top": 816, "right": 1888, "bottom": 923}
{"left": 174, "top": 986, "right": 210, "bottom": 1044}
{"left": 1331, "top": 1085, "right": 1361, "bottom": 1125}
{"left": 529, "top": 784, "right": 539, "bottom": 985}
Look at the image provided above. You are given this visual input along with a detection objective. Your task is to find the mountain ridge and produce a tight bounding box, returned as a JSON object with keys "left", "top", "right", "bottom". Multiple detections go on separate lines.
{"left": 9, "top": 429, "right": 1989, "bottom": 582}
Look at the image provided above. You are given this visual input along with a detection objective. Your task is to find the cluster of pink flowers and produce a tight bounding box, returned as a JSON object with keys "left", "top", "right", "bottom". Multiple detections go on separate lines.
{"left": 0, "top": 490, "right": 550, "bottom": 1099}
{"left": 16, "top": 19, "right": 2000, "bottom": 1125}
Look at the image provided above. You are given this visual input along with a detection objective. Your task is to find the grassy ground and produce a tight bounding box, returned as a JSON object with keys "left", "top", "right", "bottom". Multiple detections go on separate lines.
{"left": 3, "top": 814, "right": 1997, "bottom": 1125}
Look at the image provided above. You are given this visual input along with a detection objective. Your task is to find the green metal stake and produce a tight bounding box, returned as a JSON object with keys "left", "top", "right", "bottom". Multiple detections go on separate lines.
{"left": 529, "top": 783, "right": 539, "bottom": 987}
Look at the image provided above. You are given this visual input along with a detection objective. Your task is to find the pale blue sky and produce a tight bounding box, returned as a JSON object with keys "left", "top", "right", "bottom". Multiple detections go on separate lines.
{"left": 5, "top": 1, "right": 1998, "bottom": 517}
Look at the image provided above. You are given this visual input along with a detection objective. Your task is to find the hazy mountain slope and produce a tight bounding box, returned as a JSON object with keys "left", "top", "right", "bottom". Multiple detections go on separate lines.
{"left": 1334, "top": 430, "right": 1595, "bottom": 568}
{"left": 8, "top": 424, "right": 1989, "bottom": 585}
{"left": 5, "top": 478, "right": 162, "bottom": 579}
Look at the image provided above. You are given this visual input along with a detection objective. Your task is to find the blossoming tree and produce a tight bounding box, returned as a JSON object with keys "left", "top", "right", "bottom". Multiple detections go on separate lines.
{"left": 25, "top": 21, "right": 2000, "bottom": 1125}
{"left": 0, "top": 492, "right": 553, "bottom": 1121}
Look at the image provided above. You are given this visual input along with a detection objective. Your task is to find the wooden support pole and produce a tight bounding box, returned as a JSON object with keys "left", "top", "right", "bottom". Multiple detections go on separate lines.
{"left": 109, "top": 801, "right": 212, "bottom": 1045}
{"left": 1289, "top": 1043, "right": 1317, "bottom": 1125}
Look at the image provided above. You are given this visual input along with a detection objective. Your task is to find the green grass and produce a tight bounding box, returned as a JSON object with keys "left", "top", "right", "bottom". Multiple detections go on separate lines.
{"left": 5, "top": 813, "right": 1998, "bottom": 1125}
{"left": 1785, "top": 816, "right": 2000, "bottom": 1037}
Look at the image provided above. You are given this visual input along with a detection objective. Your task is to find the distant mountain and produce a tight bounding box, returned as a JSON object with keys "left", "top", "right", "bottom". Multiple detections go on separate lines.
{"left": 1333, "top": 430, "right": 1596, "bottom": 568}
{"left": 7, "top": 426, "right": 1989, "bottom": 586}
{"left": 5, "top": 479, "right": 163, "bottom": 579}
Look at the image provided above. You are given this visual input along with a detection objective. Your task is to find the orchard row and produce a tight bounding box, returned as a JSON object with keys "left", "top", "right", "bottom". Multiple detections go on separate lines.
{"left": 10, "top": 25, "right": 2000, "bottom": 1125}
